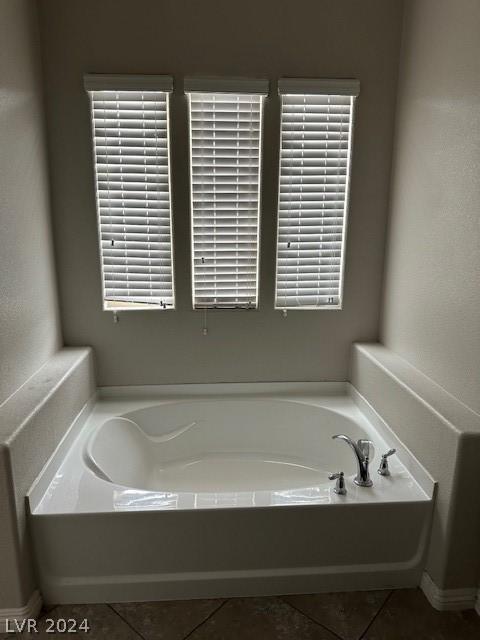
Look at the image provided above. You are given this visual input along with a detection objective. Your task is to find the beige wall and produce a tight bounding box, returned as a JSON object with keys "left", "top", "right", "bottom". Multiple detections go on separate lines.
{"left": 0, "top": 0, "right": 61, "bottom": 405}
{"left": 39, "top": 0, "right": 404, "bottom": 386}
{"left": 0, "top": 0, "right": 62, "bottom": 611}
{"left": 381, "top": 0, "right": 480, "bottom": 414}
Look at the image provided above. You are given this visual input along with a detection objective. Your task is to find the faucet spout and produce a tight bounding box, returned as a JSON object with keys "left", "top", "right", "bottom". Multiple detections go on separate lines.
{"left": 332, "top": 434, "right": 374, "bottom": 487}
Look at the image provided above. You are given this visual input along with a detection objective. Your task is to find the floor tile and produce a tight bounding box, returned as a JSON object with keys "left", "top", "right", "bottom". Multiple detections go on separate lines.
{"left": 284, "top": 590, "right": 391, "bottom": 640}
{"left": 188, "top": 596, "right": 339, "bottom": 639}
{"left": 363, "top": 588, "right": 480, "bottom": 640}
{"left": 4, "top": 604, "right": 141, "bottom": 639}
{"left": 40, "top": 603, "right": 59, "bottom": 615}
{"left": 112, "top": 598, "right": 225, "bottom": 640}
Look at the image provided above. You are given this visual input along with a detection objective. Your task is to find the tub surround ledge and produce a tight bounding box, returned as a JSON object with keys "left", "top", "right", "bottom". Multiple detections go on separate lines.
{"left": 351, "top": 342, "right": 480, "bottom": 600}
{"left": 0, "top": 347, "right": 95, "bottom": 614}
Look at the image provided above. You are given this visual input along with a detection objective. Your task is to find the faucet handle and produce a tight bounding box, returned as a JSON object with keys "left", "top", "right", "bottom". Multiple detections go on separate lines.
{"left": 328, "top": 471, "right": 347, "bottom": 495}
{"left": 357, "top": 439, "right": 375, "bottom": 462}
{"left": 378, "top": 448, "right": 396, "bottom": 476}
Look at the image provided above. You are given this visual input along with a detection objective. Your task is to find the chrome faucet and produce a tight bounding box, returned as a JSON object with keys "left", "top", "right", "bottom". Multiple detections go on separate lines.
{"left": 332, "top": 434, "right": 375, "bottom": 487}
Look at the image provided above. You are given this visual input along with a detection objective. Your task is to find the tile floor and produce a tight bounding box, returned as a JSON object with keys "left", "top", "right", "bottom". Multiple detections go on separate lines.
{"left": 2, "top": 588, "right": 479, "bottom": 639}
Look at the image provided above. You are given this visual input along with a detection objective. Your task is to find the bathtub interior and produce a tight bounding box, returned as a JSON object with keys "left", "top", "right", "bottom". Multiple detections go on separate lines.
{"left": 85, "top": 399, "right": 368, "bottom": 492}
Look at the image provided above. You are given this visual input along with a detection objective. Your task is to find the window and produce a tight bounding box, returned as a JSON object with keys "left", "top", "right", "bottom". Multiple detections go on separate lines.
{"left": 186, "top": 78, "right": 268, "bottom": 309}
{"left": 275, "top": 79, "right": 359, "bottom": 310}
{"left": 85, "top": 74, "right": 175, "bottom": 310}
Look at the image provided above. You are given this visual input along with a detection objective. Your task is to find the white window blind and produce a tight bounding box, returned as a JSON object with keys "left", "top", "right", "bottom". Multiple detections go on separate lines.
{"left": 275, "top": 79, "right": 359, "bottom": 310}
{"left": 186, "top": 78, "right": 267, "bottom": 309}
{"left": 85, "top": 74, "right": 175, "bottom": 310}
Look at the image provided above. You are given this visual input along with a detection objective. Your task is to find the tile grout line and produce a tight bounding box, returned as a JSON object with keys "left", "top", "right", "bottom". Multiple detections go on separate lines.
{"left": 279, "top": 597, "right": 345, "bottom": 640}
{"left": 181, "top": 599, "right": 229, "bottom": 640}
{"left": 39, "top": 604, "right": 59, "bottom": 621}
{"left": 107, "top": 603, "right": 148, "bottom": 640}
{"left": 358, "top": 590, "right": 394, "bottom": 640}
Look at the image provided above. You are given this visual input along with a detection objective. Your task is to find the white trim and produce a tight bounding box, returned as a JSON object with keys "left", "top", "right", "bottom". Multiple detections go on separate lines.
{"left": 0, "top": 591, "right": 42, "bottom": 633}
{"left": 39, "top": 564, "right": 419, "bottom": 605}
{"left": 475, "top": 590, "right": 480, "bottom": 616}
{"left": 83, "top": 74, "right": 173, "bottom": 92}
{"left": 165, "top": 89, "right": 177, "bottom": 307}
{"left": 278, "top": 78, "right": 360, "bottom": 96}
{"left": 254, "top": 95, "right": 266, "bottom": 309}
{"left": 184, "top": 76, "right": 269, "bottom": 95}
{"left": 337, "top": 94, "right": 355, "bottom": 309}
{"left": 273, "top": 88, "right": 284, "bottom": 311}
{"left": 186, "top": 91, "right": 196, "bottom": 310}
{"left": 420, "top": 572, "right": 478, "bottom": 611}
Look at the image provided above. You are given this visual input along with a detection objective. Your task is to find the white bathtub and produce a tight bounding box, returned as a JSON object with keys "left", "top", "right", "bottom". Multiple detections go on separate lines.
{"left": 28, "top": 382, "right": 434, "bottom": 603}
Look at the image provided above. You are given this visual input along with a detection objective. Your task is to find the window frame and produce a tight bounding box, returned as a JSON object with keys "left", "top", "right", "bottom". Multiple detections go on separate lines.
{"left": 185, "top": 77, "right": 268, "bottom": 311}
{"left": 85, "top": 74, "right": 176, "bottom": 312}
{"left": 274, "top": 78, "right": 359, "bottom": 311}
